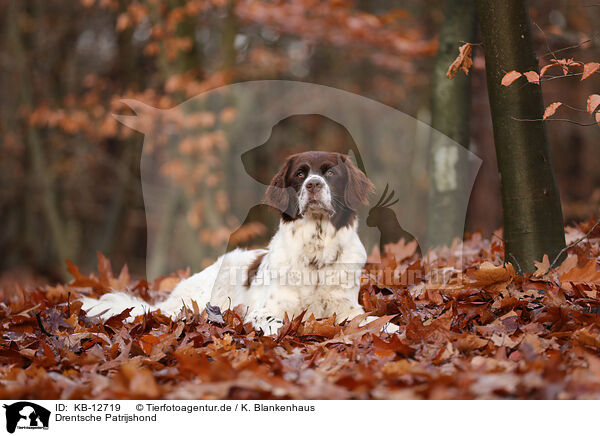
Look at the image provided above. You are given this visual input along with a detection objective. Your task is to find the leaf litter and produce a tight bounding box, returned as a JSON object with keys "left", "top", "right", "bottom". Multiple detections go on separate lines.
{"left": 3, "top": 220, "right": 600, "bottom": 399}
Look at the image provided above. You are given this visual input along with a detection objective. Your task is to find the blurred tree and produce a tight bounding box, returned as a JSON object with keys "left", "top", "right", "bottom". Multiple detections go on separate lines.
{"left": 476, "top": 0, "right": 566, "bottom": 271}
{"left": 426, "top": 0, "right": 477, "bottom": 248}
{"left": 4, "top": 0, "right": 72, "bottom": 278}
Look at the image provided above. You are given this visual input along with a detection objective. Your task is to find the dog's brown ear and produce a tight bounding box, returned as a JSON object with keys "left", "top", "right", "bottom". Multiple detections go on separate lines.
{"left": 264, "top": 156, "right": 293, "bottom": 213}
{"left": 341, "top": 154, "right": 374, "bottom": 211}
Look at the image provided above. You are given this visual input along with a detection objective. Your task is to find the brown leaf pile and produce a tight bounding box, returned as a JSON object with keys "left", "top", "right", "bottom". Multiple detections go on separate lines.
{"left": 3, "top": 220, "right": 600, "bottom": 399}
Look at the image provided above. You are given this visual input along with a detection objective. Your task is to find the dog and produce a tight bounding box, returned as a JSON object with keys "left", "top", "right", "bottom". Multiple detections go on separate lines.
{"left": 81, "top": 151, "right": 397, "bottom": 334}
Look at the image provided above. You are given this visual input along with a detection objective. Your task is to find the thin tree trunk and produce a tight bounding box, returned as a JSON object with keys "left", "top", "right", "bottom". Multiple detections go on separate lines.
{"left": 221, "top": 0, "right": 237, "bottom": 70}
{"left": 7, "top": 0, "right": 71, "bottom": 277}
{"left": 144, "top": 1, "right": 184, "bottom": 279}
{"left": 476, "top": 0, "right": 565, "bottom": 272}
{"left": 427, "top": 0, "right": 477, "bottom": 248}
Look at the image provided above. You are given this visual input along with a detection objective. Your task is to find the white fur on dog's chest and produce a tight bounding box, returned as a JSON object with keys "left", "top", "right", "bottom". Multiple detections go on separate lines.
{"left": 246, "top": 217, "right": 367, "bottom": 323}
{"left": 273, "top": 217, "right": 344, "bottom": 268}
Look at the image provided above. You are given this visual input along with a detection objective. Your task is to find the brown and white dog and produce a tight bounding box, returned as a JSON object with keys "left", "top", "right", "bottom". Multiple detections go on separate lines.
{"left": 82, "top": 151, "right": 396, "bottom": 334}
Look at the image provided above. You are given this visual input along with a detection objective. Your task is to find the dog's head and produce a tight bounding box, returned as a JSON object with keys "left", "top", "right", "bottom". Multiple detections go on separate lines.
{"left": 264, "top": 151, "right": 374, "bottom": 228}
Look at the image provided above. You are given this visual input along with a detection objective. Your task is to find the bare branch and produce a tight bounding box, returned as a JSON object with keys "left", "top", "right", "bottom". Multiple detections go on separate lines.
{"left": 511, "top": 116, "right": 599, "bottom": 126}
{"left": 458, "top": 40, "right": 482, "bottom": 46}
{"left": 533, "top": 21, "right": 558, "bottom": 62}
{"left": 509, "top": 253, "right": 525, "bottom": 276}
{"left": 545, "top": 219, "right": 600, "bottom": 275}
{"left": 541, "top": 39, "right": 592, "bottom": 58}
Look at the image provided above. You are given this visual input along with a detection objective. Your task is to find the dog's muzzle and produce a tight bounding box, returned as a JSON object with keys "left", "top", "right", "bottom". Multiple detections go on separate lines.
{"left": 298, "top": 175, "right": 334, "bottom": 215}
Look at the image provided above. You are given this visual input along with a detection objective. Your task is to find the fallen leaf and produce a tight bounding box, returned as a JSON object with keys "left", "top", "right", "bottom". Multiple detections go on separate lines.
{"left": 533, "top": 255, "right": 550, "bottom": 277}
{"left": 561, "top": 259, "right": 600, "bottom": 285}
{"left": 139, "top": 334, "right": 161, "bottom": 355}
{"left": 470, "top": 262, "right": 515, "bottom": 287}
{"left": 206, "top": 303, "right": 225, "bottom": 325}
{"left": 453, "top": 333, "right": 489, "bottom": 352}
{"left": 383, "top": 238, "right": 418, "bottom": 261}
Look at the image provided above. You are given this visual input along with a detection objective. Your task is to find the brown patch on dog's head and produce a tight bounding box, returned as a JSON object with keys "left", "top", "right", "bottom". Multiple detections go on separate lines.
{"left": 264, "top": 151, "right": 373, "bottom": 228}
{"left": 339, "top": 153, "right": 374, "bottom": 211}
{"left": 264, "top": 156, "right": 297, "bottom": 219}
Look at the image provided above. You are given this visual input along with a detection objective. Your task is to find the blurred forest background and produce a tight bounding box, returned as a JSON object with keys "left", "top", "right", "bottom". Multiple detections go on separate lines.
{"left": 1, "top": 0, "right": 599, "bottom": 287}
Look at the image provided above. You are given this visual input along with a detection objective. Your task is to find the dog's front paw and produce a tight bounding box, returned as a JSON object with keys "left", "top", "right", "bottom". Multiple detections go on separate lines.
{"left": 381, "top": 322, "right": 400, "bottom": 334}
{"left": 252, "top": 315, "right": 284, "bottom": 336}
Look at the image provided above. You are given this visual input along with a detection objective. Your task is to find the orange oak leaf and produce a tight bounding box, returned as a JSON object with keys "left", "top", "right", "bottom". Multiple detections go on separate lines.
{"left": 533, "top": 255, "right": 550, "bottom": 278}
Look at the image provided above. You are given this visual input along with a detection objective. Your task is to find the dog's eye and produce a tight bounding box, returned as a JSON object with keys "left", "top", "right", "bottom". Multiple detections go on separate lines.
{"left": 296, "top": 170, "right": 305, "bottom": 179}
{"left": 326, "top": 169, "right": 335, "bottom": 177}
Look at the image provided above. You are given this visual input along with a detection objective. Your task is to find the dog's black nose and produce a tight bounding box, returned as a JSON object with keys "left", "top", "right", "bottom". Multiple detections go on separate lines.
{"left": 306, "top": 180, "right": 323, "bottom": 193}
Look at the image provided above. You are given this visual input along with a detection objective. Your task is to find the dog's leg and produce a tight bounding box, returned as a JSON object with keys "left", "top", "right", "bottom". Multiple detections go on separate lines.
{"left": 245, "top": 283, "right": 302, "bottom": 335}
{"left": 81, "top": 293, "right": 154, "bottom": 321}
{"left": 249, "top": 314, "right": 285, "bottom": 335}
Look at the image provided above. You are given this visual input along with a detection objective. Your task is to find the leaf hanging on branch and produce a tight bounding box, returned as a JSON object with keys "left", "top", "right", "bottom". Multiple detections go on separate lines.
{"left": 543, "top": 102, "right": 562, "bottom": 120}
{"left": 501, "top": 70, "right": 522, "bottom": 86}
{"left": 540, "top": 63, "right": 555, "bottom": 77}
{"left": 581, "top": 62, "right": 600, "bottom": 81}
{"left": 540, "top": 58, "right": 581, "bottom": 77}
{"left": 446, "top": 43, "right": 474, "bottom": 79}
{"left": 523, "top": 71, "right": 540, "bottom": 83}
{"left": 586, "top": 94, "right": 600, "bottom": 114}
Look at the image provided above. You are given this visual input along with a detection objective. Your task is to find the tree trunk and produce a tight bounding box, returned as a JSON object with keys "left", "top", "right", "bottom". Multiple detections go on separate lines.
{"left": 427, "top": 0, "right": 477, "bottom": 248}
{"left": 7, "top": 0, "right": 71, "bottom": 278}
{"left": 476, "top": 0, "right": 565, "bottom": 272}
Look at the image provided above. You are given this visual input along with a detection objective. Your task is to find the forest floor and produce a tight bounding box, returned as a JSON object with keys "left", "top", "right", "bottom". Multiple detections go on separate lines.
{"left": 2, "top": 219, "right": 600, "bottom": 399}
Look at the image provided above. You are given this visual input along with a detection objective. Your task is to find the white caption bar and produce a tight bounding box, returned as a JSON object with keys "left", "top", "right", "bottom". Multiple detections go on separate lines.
{"left": 0, "top": 400, "right": 594, "bottom": 436}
